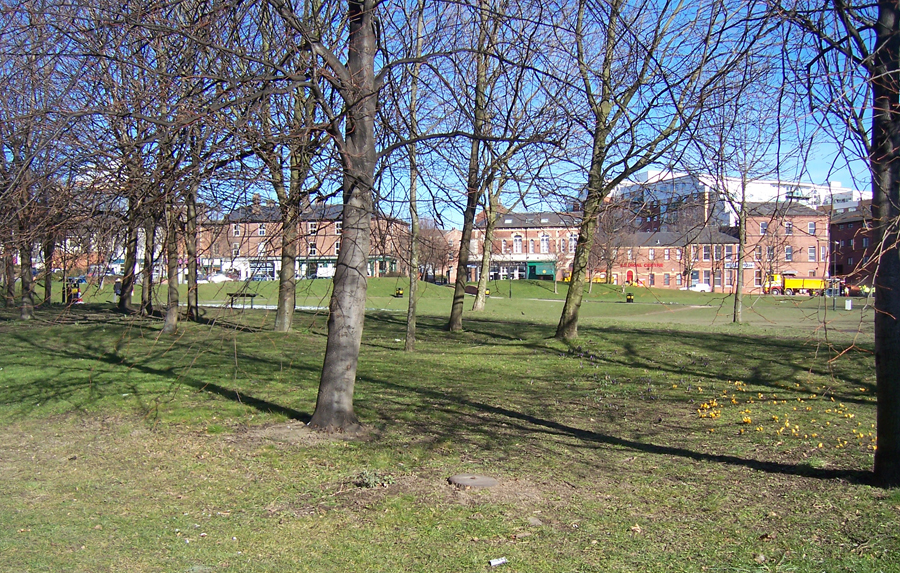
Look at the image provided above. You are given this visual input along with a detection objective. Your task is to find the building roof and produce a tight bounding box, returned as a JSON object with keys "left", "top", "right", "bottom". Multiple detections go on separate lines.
{"left": 478, "top": 211, "right": 581, "bottom": 229}
{"left": 225, "top": 202, "right": 344, "bottom": 223}
{"left": 627, "top": 228, "right": 739, "bottom": 247}
{"left": 830, "top": 203, "right": 872, "bottom": 225}
{"left": 745, "top": 201, "right": 823, "bottom": 218}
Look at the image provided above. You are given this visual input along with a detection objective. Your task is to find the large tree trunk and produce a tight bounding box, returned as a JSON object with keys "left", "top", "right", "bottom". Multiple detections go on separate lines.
{"left": 308, "top": 0, "right": 376, "bottom": 433}
{"left": 118, "top": 211, "right": 138, "bottom": 313}
{"left": 556, "top": 131, "right": 607, "bottom": 340}
{"left": 185, "top": 186, "right": 199, "bottom": 321}
{"left": 872, "top": 0, "right": 900, "bottom": 486}
{"left": 160, "top": 207, "right": 179, "bottom": 334}
{"left": 41, "top": 237, "right": 54, "bottom": 306}
{"left": 4, "top": 247, "right": 15, "bottom": 307}
{"left": 19, "top": 245, "right": 34, "bottom": 320}
{"left": 141, "top": 216, "right": 157, "bottom": 315}
{"left": 274, "top": 201, "right": 299, "bottom": 332}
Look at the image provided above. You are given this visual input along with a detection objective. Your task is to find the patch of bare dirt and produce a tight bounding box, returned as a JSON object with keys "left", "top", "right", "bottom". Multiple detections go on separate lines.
{"left": 241, "top": 421, "right": 373, "bottom": 445}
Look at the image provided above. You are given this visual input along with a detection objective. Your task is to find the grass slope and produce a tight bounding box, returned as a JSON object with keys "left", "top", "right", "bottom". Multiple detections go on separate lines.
{"left": 0, "top": 288, "right": 893, "bottom": 573}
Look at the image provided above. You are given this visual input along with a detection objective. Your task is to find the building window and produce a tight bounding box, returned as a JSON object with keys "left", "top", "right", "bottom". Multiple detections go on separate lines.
{"left": 850, "top": 238, "right": 855, "bottom": 249}
{"left": 676, "top": 248, "right": 682, "bottom": 261}
{"left": 232, "top": 243, "right": 240, "bottom": 257}
{"left": 725, "top": 245, "right": 733, "bottom": 261}
{"left": 703, "top": 270, "right": 711, "bottom": 284}
{"left": 863, "top": 237, "right": 869, "bottom": 248}
{"left": 664, "top": 248, "right": 670, "bottom": 260}
{"left": 767, "top": 246, "right": 775, "bottom": 261}
{"left": 755, "top": 246, "right": 762, "bottom": 261}
{"left": 627, "top": 249, "right": 634, "bottom": 260}
{"left": 703, "top": 245, "right": 711, "bottom": 261}
{"left": 649, "top": 248, "right": 655, "bottom": 260}
{"left": 785, "top": 246, "right": 793, "bottom": 261}
{"left": 725, "top": 270, "right": 733, "bottom": 286}
{"left": 258, "top": 224, "right": 266, "bottom": 236}
{"left": 754, "top": 270, "right": 763, "bottom": 286}
{"left": 501, "top": 239, "right": 507, "bottom": 254}
{"left": 335, "top": 221, "right": 342, "bottom": 234}
{"left": 335, "top": 240, "right": 341, "bottom": 255}
{"left": 529, "top": 239, "right": 535, "bottom": 254}
{"left": 676, "top": 273, "right": 682, "bottom": 286}
{"left": 809, "top": 270, "right": 816, "bottom": 277}
{"left": 714, "top": 245, "right": 722, "bottom": 261}
{"left": 692, "top": 246, "right": 699, "bottom": 261}
{"left": 808, "top": 246, "right": 816, "bottom": 261}
{"left": 664, "top": 273, "right": 670, "bottom": 286}
{"left": 232, "top": 224, "right": 241, "bottom": 237}
{"left": 808, "top": 222, "right": 816, "bottom": 235}
{"left": 714, "top": 270, "right": 722, "bottom": 287}
{"left": 212, "top": 244, "right": 220, "bottom": 256}
{"left": 760, "top": 221, "right": 768, "bottom": 235}
{"left": 513, "top": 236, "right": 523, "bottom": 254}
{"left": 308, "top": 222, "right": 318, "bottom": 234}
{"left": 308, "top": 242, "right": 317, "bottom": 256}
{"left": 785, "top": 221, "right": 793, "bottom": 235}
{"left": 821, "top": 245, "right": 828, "bottom": 262}
{"left": 848, "top": 256, "right": 854, "bottom": 266}
{"left": 540, "top": 235, "right": 549, "bottom": 254}
{"left": 257, "top": 243, "right": 266, "bottom": 256}
{"left": 649, "top": 273, "right": 655, "bottom": 286}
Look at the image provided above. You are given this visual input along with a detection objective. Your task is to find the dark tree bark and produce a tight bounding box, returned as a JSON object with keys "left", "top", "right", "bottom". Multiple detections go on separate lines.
{"left": 303, "top": 0, "right": 378, "bottom": 432}
{"left": 19, "top": 245, "right": 34, "bottom": 320}
{"left": 185, "top": 184, "right": 199, "bottom": 321}
{"left": 141, "top": 214, "right": 157, "bottom": 316}
{"left": 160, "top": 203, "right": 180, "bottom": 334}
{"left": 870, "top": 1, "right": 900, "bottom": 486}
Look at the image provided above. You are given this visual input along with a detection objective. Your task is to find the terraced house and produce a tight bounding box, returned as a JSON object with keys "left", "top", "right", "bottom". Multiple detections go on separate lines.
{"left": 201, "top": 195, "right": 407, "bottom": 281}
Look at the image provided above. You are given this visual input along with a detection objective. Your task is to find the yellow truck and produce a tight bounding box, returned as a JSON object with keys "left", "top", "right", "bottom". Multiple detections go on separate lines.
{"left": 763, "top": 273, "right": 827, "bottom": 296}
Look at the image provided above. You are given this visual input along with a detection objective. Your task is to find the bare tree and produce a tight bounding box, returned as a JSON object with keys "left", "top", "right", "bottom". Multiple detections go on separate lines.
{"left": 777, "top": 0, "right": 900, "bottom": 484}
{"left": 554, "top": 0, "right": 765, "bottom": 340}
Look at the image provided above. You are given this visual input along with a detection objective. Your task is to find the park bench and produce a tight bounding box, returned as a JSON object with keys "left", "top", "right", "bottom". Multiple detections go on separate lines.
{"left": 226, "top": 291, "right": 258, "bottom": 308}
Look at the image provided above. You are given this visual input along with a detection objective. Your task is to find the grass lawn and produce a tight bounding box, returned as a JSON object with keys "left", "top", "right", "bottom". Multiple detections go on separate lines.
{"left": 0, "top": 280, "right": 893, "bottom": 572}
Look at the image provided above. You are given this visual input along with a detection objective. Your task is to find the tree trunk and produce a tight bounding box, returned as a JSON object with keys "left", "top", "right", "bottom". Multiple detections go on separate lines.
{"left": 405, "top": 0, "right": 425, "bottom": 352}
{"left": 41, "top": 237, "right": 54, "bottom": 306}
{"left": 185, "top": 186, "right": 199, "bottom": 321}
{"left": 19, "top": 245, "right": 34, "bottom": 320}
{"left": 3, "top": 247, "right": 15, "bottom": 307}
{"left": 556, "top": 131, "right": 607, "bottom": 340}
{"left": 274, "top": 201, "right": 299, "bottom": 332}
{"left": 308, "top": 0, "right": 377, "bottom": 433}
{"left": 405, "top": 155, "right": 419, "bottom": 350}
{"left": 872, "top": 0, "right": 900, "bottom": 486}
{"left": 733, "top": 206, "right": 746, "bottom": 323}
{"left": 449, "top": 2, "right": 488, "bottom": 332}
{"left": 141, "top": 216, "right": 157, "bottom": 315}
{"left": 160, "top": 207, "right": 179, "bottom": 334}
{"left": 472, "top": 209, "right": 495, "bottom": 311}
{"left": 118, "top": 211, "right": 138, "bottom": 313}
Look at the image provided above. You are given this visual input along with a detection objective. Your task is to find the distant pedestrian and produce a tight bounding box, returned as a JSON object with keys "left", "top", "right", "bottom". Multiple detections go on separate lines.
{"left": 114, "top": 279, "right": 122, "bottom": 296}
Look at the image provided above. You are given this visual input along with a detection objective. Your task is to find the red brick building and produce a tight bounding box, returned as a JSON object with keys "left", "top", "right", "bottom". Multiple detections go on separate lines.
{"left": 829, "top": 202, "right": 875, "bottom": 288}
{"left": 201, "top": 196, "right": 407, "bottom": 280}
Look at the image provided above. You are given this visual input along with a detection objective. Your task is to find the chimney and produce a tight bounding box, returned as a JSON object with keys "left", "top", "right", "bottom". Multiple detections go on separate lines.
{"left": 251, "top": 193, "right": 261, "bottom": 215}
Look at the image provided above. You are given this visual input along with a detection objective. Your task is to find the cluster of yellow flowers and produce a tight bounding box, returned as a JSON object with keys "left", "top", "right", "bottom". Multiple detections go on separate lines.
{"left": 686, "top": 379, "right": 876, "bottom": 452}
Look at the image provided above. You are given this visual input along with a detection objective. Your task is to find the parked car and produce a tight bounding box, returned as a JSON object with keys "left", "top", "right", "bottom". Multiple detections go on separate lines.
{"left": 687, "top": 283, "right": 711, "bottom": 293}
{"left": 207, "top": 273, "right": 231, "bottom": 283}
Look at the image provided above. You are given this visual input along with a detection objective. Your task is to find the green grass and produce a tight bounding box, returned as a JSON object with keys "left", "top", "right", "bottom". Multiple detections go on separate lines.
{"left": 0, "top": 284, "right": 892, "bottom": 572}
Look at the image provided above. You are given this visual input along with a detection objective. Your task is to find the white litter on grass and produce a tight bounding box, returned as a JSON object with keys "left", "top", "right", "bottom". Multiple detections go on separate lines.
{"left": 489, "top": 557, "right": 508, "bottom": 567}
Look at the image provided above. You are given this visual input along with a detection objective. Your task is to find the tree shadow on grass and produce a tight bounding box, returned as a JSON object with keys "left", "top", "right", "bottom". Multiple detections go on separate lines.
{"left": 364, "top": 376, "right": 874, "bottom": 486}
